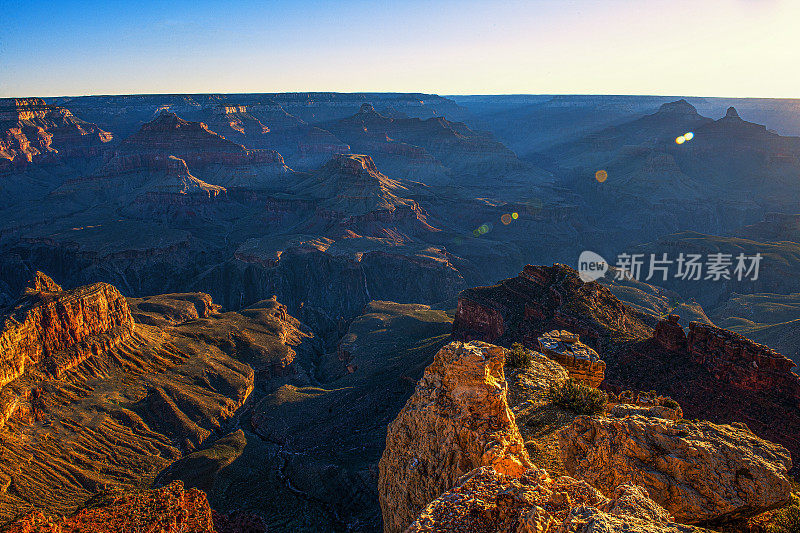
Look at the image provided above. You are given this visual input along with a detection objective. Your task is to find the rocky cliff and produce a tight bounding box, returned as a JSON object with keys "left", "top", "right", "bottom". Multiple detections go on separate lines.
{"left": 0, "top": 98, "right": 112, "bottom": 169}
{"left": 0, "top": 272, "right": 134, "bottom": 387}
{"left": 451, "top": 264, "right": 800, "bottom": 465}
{"left": 407, "top": 466, "right": 698, "bottom": 533}
{"left": 378, "top": 341, "right": 531, "bottom": 533}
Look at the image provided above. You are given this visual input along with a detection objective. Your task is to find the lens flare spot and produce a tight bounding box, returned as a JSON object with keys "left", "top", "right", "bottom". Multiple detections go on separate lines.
{"left": 675, "top": 136, "right": 686, "bottom": 145}
{"left": 684, "top": 131, "right": 694, "bottom": 141}
{"left": 595, "top": 170, "right": 608, "bottom": 183}
{"left": 501, "top": 213, "right": 513, "bottom": 225}
{"left": 511, "top": 212, "right": 519, "bottom": 220}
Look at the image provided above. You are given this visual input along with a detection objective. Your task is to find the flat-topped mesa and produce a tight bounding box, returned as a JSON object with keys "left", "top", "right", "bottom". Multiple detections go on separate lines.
{"left": 538, "top": 329, "right": 605, "bottom": 387}
{"left": 378, "top": 341, "right": 531, "bottom": 533}
{"left": 0, "top": 273, "right": 134, "bottom": 387}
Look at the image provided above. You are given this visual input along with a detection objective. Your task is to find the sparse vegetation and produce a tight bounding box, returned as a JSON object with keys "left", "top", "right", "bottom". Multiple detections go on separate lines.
{"left": 546, "top": 379, "right": 607, "bottom": 415}
{"left": 506, "top": 342, "right": 534, "bottom": 369}
{"left": 765, "top": 493, "right": 800, "bottom": 533}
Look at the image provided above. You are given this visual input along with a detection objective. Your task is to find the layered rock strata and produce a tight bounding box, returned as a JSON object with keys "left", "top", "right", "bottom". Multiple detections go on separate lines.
{"left": 0, "top": 272, "right": 134, "bottom": 387}
{"left": 378, "top": 341, "right": 531, "bottom": 533}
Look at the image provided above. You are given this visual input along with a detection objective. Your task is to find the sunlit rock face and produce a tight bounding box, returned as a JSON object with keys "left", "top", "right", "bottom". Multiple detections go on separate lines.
{"left": 0, "top": 98, "right": 112, "bottom": 169}
{"left": 378, "top": 341, "right": 531, "bottom": 533}
{"left": 537, "top": 329, "right": 606, "bottom": 387}
{"left": 406, "top": 466, "right": 699, "bottom": 533}
{"left": 559, "top": 414, "right": 793, "bottom": 524}
{"left": 4, "top": 481, "right": 215, "bottom": 533}
{"left": 0, "top": 271, "right": 134, "bottom": 387}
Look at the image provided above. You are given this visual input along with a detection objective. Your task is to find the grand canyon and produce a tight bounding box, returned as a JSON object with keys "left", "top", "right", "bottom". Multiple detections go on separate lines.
{"left": 3, "top": 2, "right": 800, "bottom": 530}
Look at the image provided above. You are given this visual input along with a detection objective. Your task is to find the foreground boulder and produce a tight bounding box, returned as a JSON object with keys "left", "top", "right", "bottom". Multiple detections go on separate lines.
{"left": 558, "top": 414, "right": 793, "bottom": 524}
{"left": 378, "top": 341, "right": 532, "bottom": 533}
{"left": 5, "top": 481, "right": 214, "bottom": 533}
{"left": 407, "top": 466, "right": 698, "bottom": 533}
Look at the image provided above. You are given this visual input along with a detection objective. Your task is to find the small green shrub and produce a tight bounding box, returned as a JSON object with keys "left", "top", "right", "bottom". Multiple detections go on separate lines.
{"left": 546, "top": 379, "right": 608, "bottom": 415}
{"left": 506, "top": 342, "right": 533, "bottom": 369}
{"left": 766, "top": 493, "right": 800, "bottom": 533}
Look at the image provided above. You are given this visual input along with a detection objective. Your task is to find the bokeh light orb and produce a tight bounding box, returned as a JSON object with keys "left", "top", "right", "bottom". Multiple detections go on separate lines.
{"left": 501, "top": 213, "right": 513, "bottom": 225}
{"left": 595, "top": 169, "right": 608, "bottom": 183}
{"left": 511, "top": 212, "right": 519, "bottom": 220}
{"left": 675, "top": 135, "right": 686, "bottom": 145}
{"left": 684, "top": 131, "right": 694, "bottom": 141}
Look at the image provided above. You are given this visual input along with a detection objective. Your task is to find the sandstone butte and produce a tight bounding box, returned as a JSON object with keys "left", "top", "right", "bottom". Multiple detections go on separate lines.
{"left": 378, "top": 341, "right": 532, "bottom": 533}
{"left": 0, "top": 271, "right": 134, "bottom": 390}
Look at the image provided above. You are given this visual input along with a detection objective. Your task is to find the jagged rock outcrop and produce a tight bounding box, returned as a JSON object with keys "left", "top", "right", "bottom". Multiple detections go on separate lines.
{"left": 407, "top": 466, "right": 698, "bottom": 533}
{"left": 558, "top": 414, "right": 793, "bottom": 524}
{"left": 687, "top": 321, "right": 799, "bottom": 397}
{"left": 452, "top": 264, "right": 651, "bottom": 348}
{"left": 378, "top": 341, "right": 531, "bottom": 533}
{"left": 0, "top": 272, "right": 134, "bottom": 386}
{"left": 5, "top": 481, "right": 215, "bottom": 533}
{"left": 537, "top": 330, "right": 606, "bottom": 387}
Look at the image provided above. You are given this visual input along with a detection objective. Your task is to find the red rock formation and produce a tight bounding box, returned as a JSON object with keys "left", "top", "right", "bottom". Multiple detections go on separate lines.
{"left": 378, "top": 341, "right": 531, "bottom": 533}
{"left": 406, "top": 466, "right": 697, "bottom": 533}
{"left": 452, "top": 264, "right": 651, "bottom": 350}
{"left": 0, "top": 272, "right": 134, "bottom": 386}
{"left": 0, "top": 98, "right": 112, "bottom": 168}
{"left": 5, "top": 481, "right": 215, "bottom": 533}
{"left": 687, "top": 322, "right": 799, "bottom": 397}
{"left": 452, "top": 264, "right": 800, "bottom": 465}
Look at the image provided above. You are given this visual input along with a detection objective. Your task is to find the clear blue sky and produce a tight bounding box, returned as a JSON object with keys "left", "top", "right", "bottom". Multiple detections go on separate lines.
{"left": 2, "top": 0, "right": 798, "bottom": 97}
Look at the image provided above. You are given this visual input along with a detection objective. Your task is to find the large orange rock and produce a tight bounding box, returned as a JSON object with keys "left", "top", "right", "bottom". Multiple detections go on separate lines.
{"left": 378, "top": 341, "right": 531, "bottom": 533}
{"left": 407, "top": 466, "right": 698, "bottom": 533}
{"left": 558, "top": 414, "right": 793, "bottom": 524}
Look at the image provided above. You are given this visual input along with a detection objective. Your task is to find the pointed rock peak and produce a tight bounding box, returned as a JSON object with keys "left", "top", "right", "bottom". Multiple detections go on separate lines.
{"left": 657, "top": 99, "right": 699, "bottom": 115}
{"left": 725, "top": 106, "right": 741, "bottom": 119}
{"left": 144, "top": 111, "right": 192, "bottom": 131}
{"left": 359, "top": 102, "right": 377, "bottom": 114}
{"left": 324, "top": 153, "right": 381, "bottom": 176}
{"left": 22, "top": 271, "right": 62, "bottom": 296}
